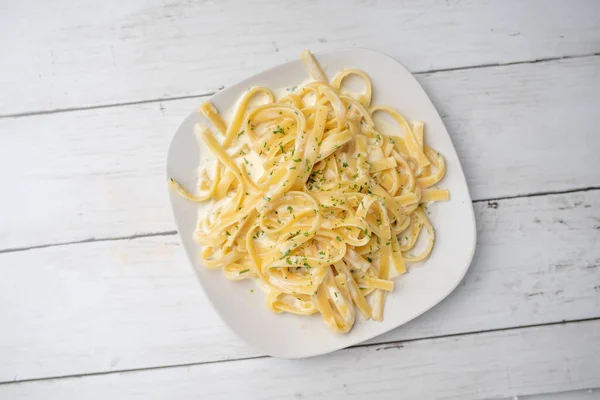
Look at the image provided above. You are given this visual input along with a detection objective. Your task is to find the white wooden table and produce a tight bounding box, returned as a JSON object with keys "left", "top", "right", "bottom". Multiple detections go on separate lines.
{"left": 1, "top": 1, "right": 599, "bottom": 399}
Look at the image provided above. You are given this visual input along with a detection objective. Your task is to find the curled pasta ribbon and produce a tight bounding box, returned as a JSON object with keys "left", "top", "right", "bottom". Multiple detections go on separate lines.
{"left": 332, "top": 69, "right": 372, "bottom": 109}
{"left": 170, "top": 50, "right": 449, "bottom": 333}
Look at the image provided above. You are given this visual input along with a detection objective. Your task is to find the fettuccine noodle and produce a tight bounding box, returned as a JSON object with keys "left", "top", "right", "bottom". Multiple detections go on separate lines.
{"left": 170, "top": 50, "right": 449, "bottom": 333}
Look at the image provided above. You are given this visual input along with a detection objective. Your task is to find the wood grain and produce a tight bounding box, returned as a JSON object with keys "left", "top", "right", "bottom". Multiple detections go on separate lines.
{"left": 2, "top": 1, "right": 599, "bottom": 397}
{"left": 0, "top": 190, "right": 598, "bottom": 382}
{"left": 1, "top": 320, "right": 598, "bottom": 400}
{"left": 1, "top": 0, "right": 599, "bottom": 115}
{"left": 1, "top": 56, "right": 599, "bottom": 250}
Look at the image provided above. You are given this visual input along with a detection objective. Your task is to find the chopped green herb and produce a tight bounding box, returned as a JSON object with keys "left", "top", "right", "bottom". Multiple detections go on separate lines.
{"left": 239, "top": 269, "right": 249, "bottom": 274}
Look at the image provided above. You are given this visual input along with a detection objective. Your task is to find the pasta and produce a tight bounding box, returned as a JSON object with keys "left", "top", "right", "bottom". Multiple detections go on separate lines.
{"left": 170, "top": 50, "right": 449, "bottom": 333}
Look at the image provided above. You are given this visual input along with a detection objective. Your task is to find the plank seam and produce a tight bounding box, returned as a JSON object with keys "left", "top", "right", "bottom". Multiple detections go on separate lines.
{"left": 473, "top": 186, "right": 600, "bottom": 204}
{"left": 1, "top": 53, "right": 598, "bottom": 120}
{"left": 1, "top": 187, "right": 598, "bottom": 254}
{"left": 417, "top": 52, "right": 600, "bottom": 76}
{"left": 1, "top": 316, "right": 598, "bottom": 386}
{"left": 0, "top": 231, "right": 178, "bottom": 254}
{"left": 0, "top": 93, "right": 215, "bottom": 119}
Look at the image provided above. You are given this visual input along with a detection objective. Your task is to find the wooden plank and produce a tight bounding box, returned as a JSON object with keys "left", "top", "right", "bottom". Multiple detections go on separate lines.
{"left": 0, "top": 98, "right": 187, "bottom": 250}
{"left": 1, "top": 0, "right": 599, "bottom": 115}
{"left": 1, "top": 56, "right": 599, "bottom": 250}
{"left": 1, "top": 320, "right": 599, "bottom": 400}
{"left": 0, "top": 190, "right": 598, "bottom": 382}
{"left": 418, "top": 55, "right": 600, "bottom": 200}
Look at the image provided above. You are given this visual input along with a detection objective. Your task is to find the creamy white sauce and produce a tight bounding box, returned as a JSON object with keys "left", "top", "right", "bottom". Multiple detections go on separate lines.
{"left": 371, "top": 109, "right": 406, "bottom": 139}
{"left": 271, "top": 79, "right": 310, "bottom": 100}
{"left": 196, "top": 197, "right": 215, "bottom": 224}
{"left": 193, "top": 84, "right": 298, "bottom": 222}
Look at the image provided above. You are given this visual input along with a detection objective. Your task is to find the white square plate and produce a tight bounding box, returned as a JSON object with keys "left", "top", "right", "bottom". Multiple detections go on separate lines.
{"left": 167, "top": 48, "right": 476, "bottom": 358}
